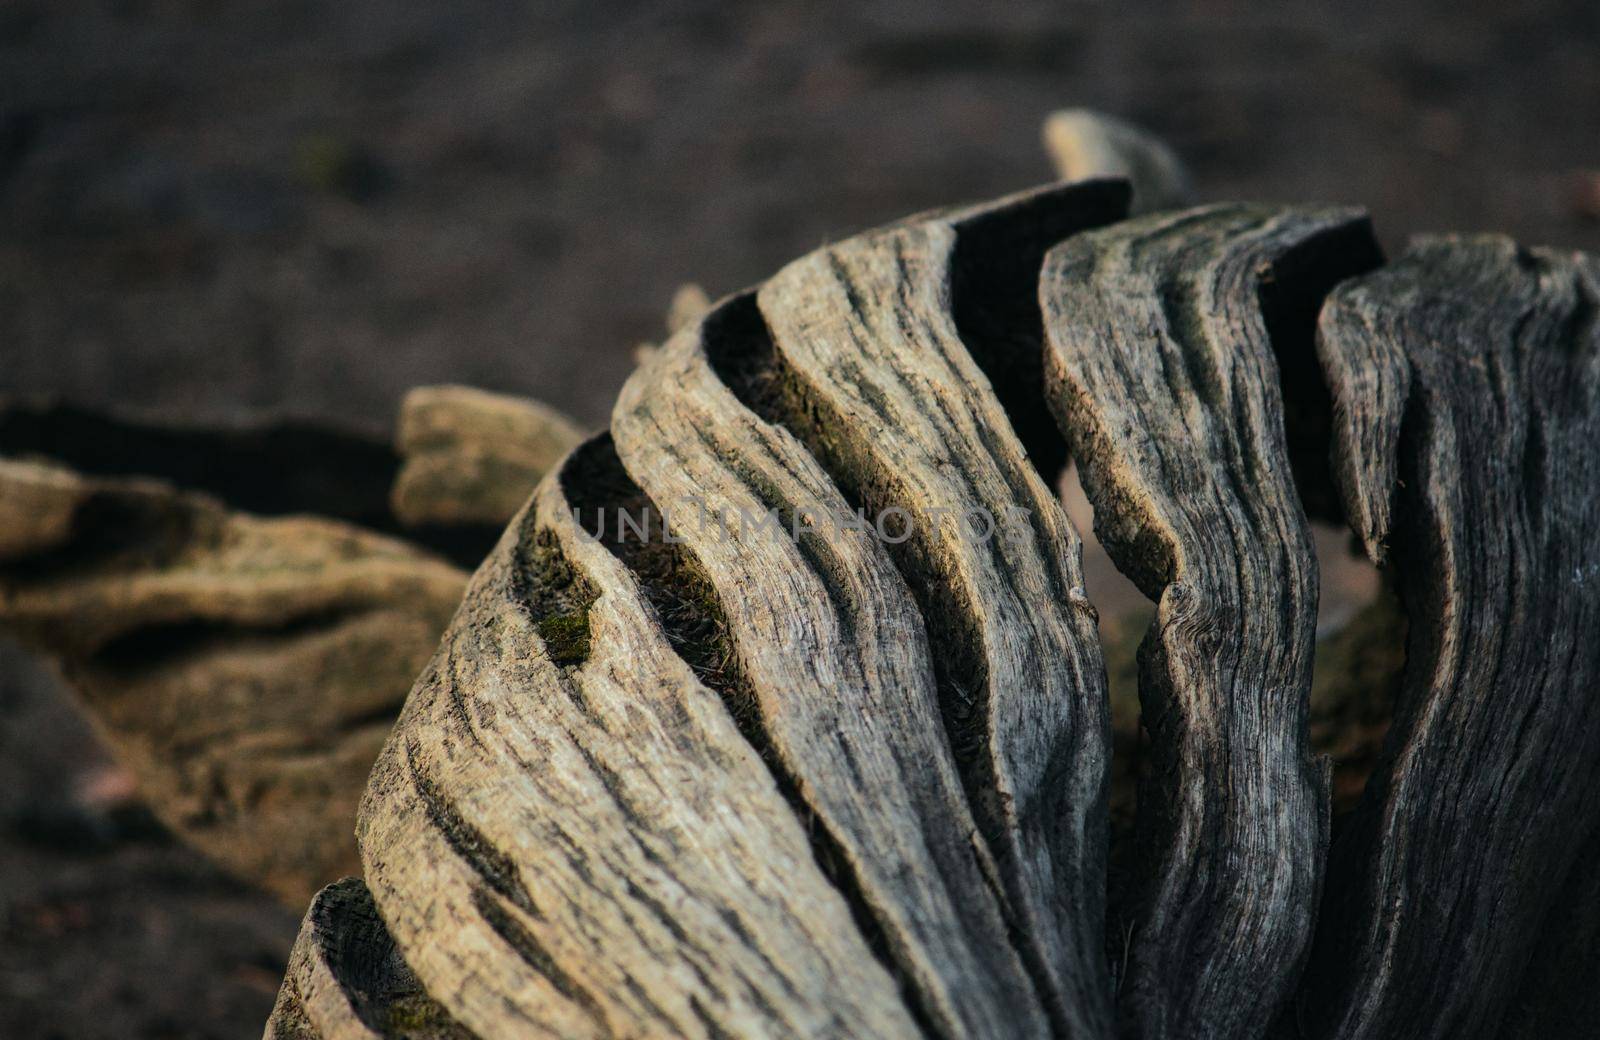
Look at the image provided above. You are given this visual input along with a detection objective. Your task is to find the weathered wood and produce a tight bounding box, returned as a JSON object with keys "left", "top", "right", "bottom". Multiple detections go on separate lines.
{"left": 0, "top": 390, "right": 591, "bottom": 904}
{"left": 114, "top": 180, "right": 1583, "bottom": 1038}
{"left": 756, "top": 179, "right": 1129, "bottom": 1036}
{"left": 1039, "top": 204, "right": 1380, "bottom": 1038}
{"left": 266, "top": 877, "right": 471, "bottom": 1040}
{"left": 0, "top": 456, "right": 465, "bottom": 904}
{"left": 1305, "top": 236, "right": 1600, "bottom": 1040}
{"left": 357, "top": 440, "right": 921, "bottom": 1038}
{"left": 390, "top": 384, "right": 585, "bottom": 529}
{"left": 611, "top": 291, "right": 1050, "bottom": 1038}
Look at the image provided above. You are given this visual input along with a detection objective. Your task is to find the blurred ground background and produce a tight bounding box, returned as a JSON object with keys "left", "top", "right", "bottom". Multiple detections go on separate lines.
{"left": 2, "top": 1, "right": 1597, "bottom": 1036}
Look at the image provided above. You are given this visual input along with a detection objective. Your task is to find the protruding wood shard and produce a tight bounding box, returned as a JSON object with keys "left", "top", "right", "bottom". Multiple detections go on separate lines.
{"left": 390, "top": 384, "right": 585, "bottom": 530}
{"left": 1039, "top": 204, "right": 1381, "bottom": 1038}
{"left": 754, "top": 179, "right": 1129, "bottom": 1037}
{"left": 1307, "top": 238, "right": 1600, "bottom": 1040}
{"left": 1042, "top": 109, "right": 1193, "bottom": 215}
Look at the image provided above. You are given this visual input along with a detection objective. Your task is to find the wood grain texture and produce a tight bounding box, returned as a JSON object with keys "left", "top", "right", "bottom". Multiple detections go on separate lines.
{"left": 756, "top": 180, "right": 1129, "bottom": 1037}
{"left": 610, "top": 291, "right": 1051, "bottom": 1038}
{"left": 1306, "top": 236, "right": 1600, "bottom": 1040}
{"left": 266, "top": 877, "right": 472, "bottom": 1040}
{"left": 357, "top": 440, "right": 920, "bottom": 1039}
{"left": 1038, "top": 204, "right": 1379, "bottom": 1038}
{"left": 240, "top": 185, "right": 1600, "bottom": 1038}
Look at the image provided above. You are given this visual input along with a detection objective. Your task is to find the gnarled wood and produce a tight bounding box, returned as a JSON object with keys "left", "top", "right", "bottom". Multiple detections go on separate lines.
{"left": 1039, "top": 204, "right": 1381, "bottom": 1038}
{"left": 757, "top": 180, "right": 1129, "bottom": 1036}
{"left": 88, "top": 178, "right": 1576, "bottom": 1039}
{"left": 357, "top": 441, "right": 921, "bottom": 1038}
{"left": 0, "top": 456, "right": 465, "bottom": 904}
{"left": 1306, "top": 236, "right": 1600, "bottom": 1040}
{"left": 611, "top": 291, "right": 1050, "bottom": 1038}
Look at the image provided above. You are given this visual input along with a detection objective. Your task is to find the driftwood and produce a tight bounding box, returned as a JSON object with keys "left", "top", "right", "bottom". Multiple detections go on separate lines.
{"left": 0, "top": 109, "right": 1591, "bottom": 1037}
{"left": 247, "top": 171, "right": 1600, "bottom": 1040}
{"left": 390, "top": 385, "right": 585, "bottom": 529}
{"left": 0, "top": 393, "right": 579, "bottom": 904}
{"left": 0, "top": 451, "right": 465, "bottom": 904}
{"left": 1305, "top": 237, "right": 1600, "bottom": 1039}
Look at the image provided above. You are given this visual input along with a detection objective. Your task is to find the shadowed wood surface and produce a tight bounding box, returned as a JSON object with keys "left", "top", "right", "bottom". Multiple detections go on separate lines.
{"left": 1306, "top": 237, "right": 1600, "bottom": 1040}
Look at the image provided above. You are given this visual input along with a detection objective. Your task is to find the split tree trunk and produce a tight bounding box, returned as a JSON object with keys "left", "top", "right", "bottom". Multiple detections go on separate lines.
{"left": 267, "top": 181, "right": 1600, "bottom": 1039}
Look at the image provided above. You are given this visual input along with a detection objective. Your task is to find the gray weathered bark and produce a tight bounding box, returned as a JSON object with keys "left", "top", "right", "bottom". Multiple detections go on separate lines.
{"left": 252, "top": 182, "right": 1600, "bottom": 1039}
{"left": 253, "top": 176, "right": 1600, "bottom": 1040}
{"left": 5, "top": 165, "right": 1588, "bottom": 1039}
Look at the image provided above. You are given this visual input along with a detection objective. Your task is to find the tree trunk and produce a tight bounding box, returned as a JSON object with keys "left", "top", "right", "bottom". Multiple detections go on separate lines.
{"left": 267, "top": 181, "right": 1600, "bottom": 1039}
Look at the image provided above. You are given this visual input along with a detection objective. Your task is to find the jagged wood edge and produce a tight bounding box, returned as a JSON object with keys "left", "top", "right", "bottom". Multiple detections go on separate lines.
{"left": 265, "top": 877, "right": 471, "bottom": 1040}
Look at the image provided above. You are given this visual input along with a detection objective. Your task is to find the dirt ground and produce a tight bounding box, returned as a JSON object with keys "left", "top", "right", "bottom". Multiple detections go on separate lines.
{"left": 2, "top": 2, "right": 1598, "bottom": 1037}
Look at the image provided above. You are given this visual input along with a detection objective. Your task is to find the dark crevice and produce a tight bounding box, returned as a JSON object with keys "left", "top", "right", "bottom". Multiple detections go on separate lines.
{"left": 469, "top": 885, "right": 614, "bottom": 1037}
{"left": 313, "top": 878, "right": 477, "bottom": 1040}
{"left": 1254, "top": 217, "right": 1401, "bottom": 838}
{"left": 1324, "top": 381, "right": 1432, "bottom": 856}
{"left": 559, "top": 434, "right": 750, "bottom": 711}
{"left": 0, "top": 400, "right": 500, "bottom": 568}
{"left": 511, "top": 524, "right": 598, "bottom": 669}
{"left": 406, "top": 738, "right": 545, "bottom": 923}
{"left": 705, "top": 296, "right": 1000, "bottom": 796}
{"left": 0, "top": 484, "right": 200, "bottom": 582}
{"left": 948, "top": 179, "right": 1130, "bottom": 483}
{"left": 1258, "top": 217, "right": 1386, "bottom": 527}
{"left": 556, "top": 432, "right": 940, "bottom": 1039}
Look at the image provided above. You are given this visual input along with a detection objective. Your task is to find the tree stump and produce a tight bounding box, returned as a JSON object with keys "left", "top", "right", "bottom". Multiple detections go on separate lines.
{"left": 266, "top": 180, "right": 1600, "bottom": 1039}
